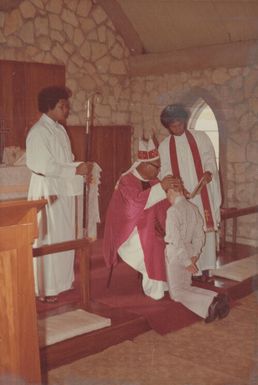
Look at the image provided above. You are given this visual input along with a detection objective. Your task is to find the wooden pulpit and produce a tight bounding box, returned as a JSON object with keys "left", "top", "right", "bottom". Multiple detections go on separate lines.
{"left": 0, "top": 199, "right": 47, "bottom": 384}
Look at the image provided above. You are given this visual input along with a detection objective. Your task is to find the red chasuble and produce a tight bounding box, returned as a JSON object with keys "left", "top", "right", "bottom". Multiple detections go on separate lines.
{"left": 103, "top": 173, "right": 166, "bottom": 281}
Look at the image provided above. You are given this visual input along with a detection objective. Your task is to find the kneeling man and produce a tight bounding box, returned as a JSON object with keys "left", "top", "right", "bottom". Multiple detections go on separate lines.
{"left": 165, "top": 185, "right": 230, "bottom": 322}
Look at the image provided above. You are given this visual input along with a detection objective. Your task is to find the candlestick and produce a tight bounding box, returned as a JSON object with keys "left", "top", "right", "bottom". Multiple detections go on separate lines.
{"left": 86, "top": 98, "right": 90, "bottom": 119}
{"left": 85, "top": 98, "right": 91, "bottom": 135}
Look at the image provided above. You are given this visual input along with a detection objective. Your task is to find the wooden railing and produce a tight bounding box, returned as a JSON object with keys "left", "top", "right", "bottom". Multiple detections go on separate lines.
{"left": 220, "top": 205, "right": 258, "bottom": 247}
{"left": 33, "top": 238, "right": 94, "bottom": 309}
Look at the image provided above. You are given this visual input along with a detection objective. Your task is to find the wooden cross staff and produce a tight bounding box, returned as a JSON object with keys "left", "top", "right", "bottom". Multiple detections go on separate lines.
{"left": 83, "top": 96, "right": 92, "bottom": 237}
{"left": 83, "top": 91, "right": 102, "bottom": 236}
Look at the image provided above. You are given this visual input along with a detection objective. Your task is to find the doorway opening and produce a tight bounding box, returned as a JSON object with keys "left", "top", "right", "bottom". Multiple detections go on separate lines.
{"left": 189, "top": 99, "right": 219, "bottom": 167}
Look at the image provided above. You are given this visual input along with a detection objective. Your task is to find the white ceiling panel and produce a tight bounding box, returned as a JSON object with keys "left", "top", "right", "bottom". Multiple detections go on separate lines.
{"left": 116, "top": 0, "right": 258, "bottom": 53}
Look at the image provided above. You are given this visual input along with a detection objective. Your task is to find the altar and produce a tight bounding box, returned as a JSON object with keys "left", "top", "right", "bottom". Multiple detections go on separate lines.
{"left": 0, "top": 163, "right": 101, "bottom": 239}
{"left": 0, "top": 165, "right": 31, "bottom": 201}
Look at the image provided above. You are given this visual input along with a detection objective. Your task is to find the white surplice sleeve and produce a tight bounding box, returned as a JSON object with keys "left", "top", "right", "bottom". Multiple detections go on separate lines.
{"left": 26, "top": 126, "right": 78, "bottom": 178}
{"left": 197, "top": 131, "right": 218, "bottom": 175}
{"left": 26, "top": 116, "right": 84, "bottom": 197}
{"left": 145, "top": 183, "right": 166, "bottom": 209}
{"left": 195, "top": 131, "right": 222, "bottom": 223}
{"left": 158, "top": 136, "right": 171, "bottom": 179}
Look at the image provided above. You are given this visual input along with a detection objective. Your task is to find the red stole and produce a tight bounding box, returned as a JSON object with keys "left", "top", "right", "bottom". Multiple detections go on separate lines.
{"left": 169, "top": 131, "right": 214, "bottom": 231}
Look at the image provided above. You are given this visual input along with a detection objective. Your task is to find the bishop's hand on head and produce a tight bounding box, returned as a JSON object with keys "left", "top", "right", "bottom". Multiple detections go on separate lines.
{"left": 160, "top": 175, "right": 183, "bottom": 192}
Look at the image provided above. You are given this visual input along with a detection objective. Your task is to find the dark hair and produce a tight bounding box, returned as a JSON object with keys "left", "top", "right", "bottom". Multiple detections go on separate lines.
{"left": 38, "top": 86, "right": 72, "bottom": 113}
{"left": 160, "top": 104, "right": 189, "bottom": 129}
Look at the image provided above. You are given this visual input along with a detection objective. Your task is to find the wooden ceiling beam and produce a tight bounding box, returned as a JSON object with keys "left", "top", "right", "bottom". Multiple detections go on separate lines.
{"left": 129, "top": 40, "right": 258, "bottom": 76}
{"left": 93, "top": 0, "right": 145, "bottom": 55}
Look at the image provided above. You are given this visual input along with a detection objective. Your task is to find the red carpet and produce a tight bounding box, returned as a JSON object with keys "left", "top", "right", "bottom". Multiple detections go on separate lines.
{"left": 37, "top": 240, "right": 223, "bottom": 334}
{"left": 91, "top": 259, "right": 201, "bottom": 334}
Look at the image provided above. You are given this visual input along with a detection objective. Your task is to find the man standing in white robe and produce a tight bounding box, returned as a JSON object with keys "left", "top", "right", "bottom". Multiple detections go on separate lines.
{"left": 165, "top": 185, "right": 229, "bottom": 322}
{"left": 26, "top": 86, "right": 92, "bottom": 303}
{"left": 159, "top": 104, "right": 221, "bottom": 281}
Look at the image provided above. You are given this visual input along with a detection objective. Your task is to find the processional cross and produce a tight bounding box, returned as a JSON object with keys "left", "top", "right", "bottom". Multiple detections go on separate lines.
{"left": 83, "top": 91, "right": 102, "bottom": 236}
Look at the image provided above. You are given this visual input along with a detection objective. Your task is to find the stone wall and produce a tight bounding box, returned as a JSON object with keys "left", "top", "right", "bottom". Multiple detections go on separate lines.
{"left": 0, "top": 0, "right": 131, "bottom": 126}
{"left": 0, "top": 0, "right": 257, "bottom": 245}
{"left": 129, "top": 66, "right": 258, "bottom": 245}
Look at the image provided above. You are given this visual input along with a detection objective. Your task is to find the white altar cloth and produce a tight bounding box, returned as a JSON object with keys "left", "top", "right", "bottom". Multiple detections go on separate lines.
{"left": 0, "top": 163, "right": 101, "bottom": 239}
{"left": 0, "top": 165, "right": 31, "bottom": 200}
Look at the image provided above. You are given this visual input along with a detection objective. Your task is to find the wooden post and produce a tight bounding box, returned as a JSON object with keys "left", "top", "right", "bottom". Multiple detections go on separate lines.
{"left": 0, "top": 199, "right": 47, "bottom": 384}
{"left": 79, "top": 243, "right": 91, "bottom": 310}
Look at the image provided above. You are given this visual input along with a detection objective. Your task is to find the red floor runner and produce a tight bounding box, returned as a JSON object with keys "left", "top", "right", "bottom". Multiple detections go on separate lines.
{"left": 91, "top": 260, "right": 201, "bottom": 334}
{"left": 37, "top": 241, "right": 220, "bottom": 334}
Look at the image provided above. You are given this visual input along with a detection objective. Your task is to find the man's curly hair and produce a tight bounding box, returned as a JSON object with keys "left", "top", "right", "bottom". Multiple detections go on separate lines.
{"left": 160, "top": 104, "right": 189, "bottom": 129}
{"left": 38, "top": 86, "right": 72, "bottom": 113}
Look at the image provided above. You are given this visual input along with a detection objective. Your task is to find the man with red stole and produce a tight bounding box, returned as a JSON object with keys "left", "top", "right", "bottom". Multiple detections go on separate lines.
{"left": 103, "top": 138, "right": 176, "bottom": 300}
{"left": 159, "top": 104, "right": 221, "bottom": 282}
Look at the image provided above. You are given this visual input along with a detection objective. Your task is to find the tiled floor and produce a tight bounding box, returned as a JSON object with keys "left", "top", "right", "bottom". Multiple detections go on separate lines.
{"left": 47, "top": 291, "right": 258, "bottom": 385}
{"left": 39, "top": 240, "right": 258, "bottom": 377}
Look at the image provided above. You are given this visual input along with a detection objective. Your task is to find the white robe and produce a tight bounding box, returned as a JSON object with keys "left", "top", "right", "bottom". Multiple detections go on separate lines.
{"left": 165, "top": 196, "right": 217, "bottom": 318}
{"left": 26, "top": 114, "right": 84, "bottom": 296}
{"left": 118, "top": 169, "right": 168, "bottom": 300}
{"left": 159, "top": 130, "right": 221, "bottom": 272}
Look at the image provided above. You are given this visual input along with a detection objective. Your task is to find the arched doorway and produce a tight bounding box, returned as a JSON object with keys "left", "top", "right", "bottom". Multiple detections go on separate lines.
{"left": 188, "top": 98, "right": 219, "bottom": 167}
{"left": 182, "top": 90, "right": 227, "bottom": 206}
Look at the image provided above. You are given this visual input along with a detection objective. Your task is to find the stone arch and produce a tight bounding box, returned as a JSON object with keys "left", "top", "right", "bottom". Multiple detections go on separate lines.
{"left": 189, "top": 98, "right": 219, "bottom": 166}
{"left": 187, "top": 98, "right": 208, "bottom": 129}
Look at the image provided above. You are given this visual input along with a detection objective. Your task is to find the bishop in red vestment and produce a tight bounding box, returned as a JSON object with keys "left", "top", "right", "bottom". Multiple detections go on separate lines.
{"left": 103, "top": 138, "right": 176, "bottom": 300}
